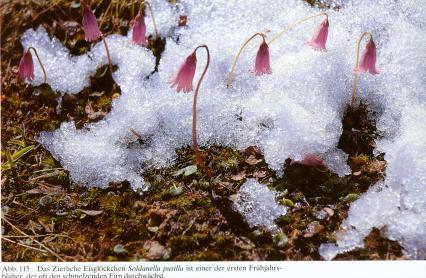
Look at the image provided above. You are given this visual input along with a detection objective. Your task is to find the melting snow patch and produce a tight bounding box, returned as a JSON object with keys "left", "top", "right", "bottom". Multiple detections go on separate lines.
{"left": 232, "top": 179, "right": 287, "bottom": 233}
{"left": 22, "top": 0, "right": 426, "bottom": 258}
{"left": 320, "top": 104, "right": 426, "bottom": 260}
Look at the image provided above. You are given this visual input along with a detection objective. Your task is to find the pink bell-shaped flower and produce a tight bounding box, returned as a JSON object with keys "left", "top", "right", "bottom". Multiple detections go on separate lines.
{"left": 132, "top": 12, "right": 147, "bottom": 45}
{"left": 356, "top": 38, "right": 379, "bottom": 75}
{"left": 82, "top": 2, "right": 102, "bottom": 42}
{"left": 250, "top": 40, "right": 272, "bottom": 76}
{"left": 18, "top": 50, "right": 34, "bottom": 81}
{"left": 307, "top": 18, "right": 329, "bottom": 51}
{"left": 291, "top": 154, "right": 325, "bottom": 167}
{"left": 170, "top": 53, "right": 197, "bottom": 93}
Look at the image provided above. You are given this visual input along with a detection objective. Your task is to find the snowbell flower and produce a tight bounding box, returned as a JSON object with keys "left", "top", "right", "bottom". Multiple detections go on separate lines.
{"left": 132, "top": 12, "right": 147, "bottom": 45}
{"left": 291, "top": 154, "right": 325, "bottom": 167}
{"left": 251, "top": 40, "right": 272, "bottom": 76}
{"left": 170, "top": 53, "right": 197, "bottom": 93}
{"left": 356, "top": 38, "right": 379, "bottom": 75}
{"left": 18, "top": 50, "right": 34, "bottom": 81}
{"left": 131, "top": 1, "right": 158, "bottom": 45}
{"left": 227, "top": 32, "right": 270, "bottom": 87}
{"left": 351, "top": 33, "right": 379, "bottom": 107}
{"left": 18, "top": 47, "right": 47, "bottom": 83}
{"left": 82, "top": 2, "right": 102, "bottom": 42}
{"left": 169, "top": 45, "right": 212, "bottom": 177}
{"left": 307, "top": 18, "right": 329, "bottom": 51}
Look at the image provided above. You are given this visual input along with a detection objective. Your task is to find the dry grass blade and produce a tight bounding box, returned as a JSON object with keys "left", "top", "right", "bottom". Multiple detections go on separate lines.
{"left": 2, "top": 217, "right": 65, "bottom": 261}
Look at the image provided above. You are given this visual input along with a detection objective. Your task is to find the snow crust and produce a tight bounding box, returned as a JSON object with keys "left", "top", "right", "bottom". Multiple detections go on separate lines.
{"left": 21, "top": 0, "right": 426, "bottom": 258}
{"left": 233, "top": 179, "right": 287, "bottom": 233}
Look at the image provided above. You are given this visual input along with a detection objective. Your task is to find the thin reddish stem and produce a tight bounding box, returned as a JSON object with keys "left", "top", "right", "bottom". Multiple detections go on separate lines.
{"left": 227, "top": 31, "right": 269, "bottom": 88}
{"left": 351, "top": 32, "right": 373, "bottom": 108}
{"left": 192, "top": 44, "right": 212, "bottom": 177}
{"left": 28, "top": 47, "right": 47, "bottom": 83}
{"left": 101, "top": 36, "right": 114, "bottom": 77}
{"left": 139, "top": 1, "right": 159, "bottom": 38}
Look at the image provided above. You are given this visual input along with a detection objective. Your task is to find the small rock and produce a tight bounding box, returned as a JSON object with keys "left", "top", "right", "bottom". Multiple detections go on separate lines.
{"left": 173, "top": 165, "right": 197, "bottom": 177}
{"left": 353, "top": 171, "right": 362, "bottom": 176}
{"left": 70, "top": 1, "right": 81, "bottom": 8}
{"left": 231, "top": 171, "right": 246, "bottom": 181}
{"left": 1, "top": 206, "right": 10, "bottom": 215}
{"left": 169, "top": 185, "right": 183, "bottom": 196}
{"left": 143, "top": 241, "right": 170, "bottom": 260}
{"left": 62, "top": 21, "right": 79, "bottom": 36}
{"left": 314, "top": 208, "right": 328, "bottom": 220}
{"left": 113, "top": 244, "right": 127, "bottom": 254}
{"left": 252, "top": 170, "right": 267, "bottom": 178}
{"left": 228, "top": 194, "right": 237, "bottom": 202}
{"left": 39, "top": 195, "right": 53, "bottom": 206}
{"left": 245, "top": 155, "right": 262, "bottom": 165}
{"left": 323, "top": 207, "right": 334, "bottom": 217}
{"left": 147, "top": 226, "right": 159, "bottom": 233}
{"left": 304, "top": 221, "right": 324, "bottom": 238}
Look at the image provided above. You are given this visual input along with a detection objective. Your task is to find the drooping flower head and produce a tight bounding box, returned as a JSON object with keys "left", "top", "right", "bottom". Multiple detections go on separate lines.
{"left": 170, "top": 53, "right": 197, "bottom": 93}
{"left": 18, "top": 49, "right": 34, "bottom": 82}
{"left": 132, "top": 12, "right": 147, "bottom": 45}
{"left": 250, "top": 39, "right": 272, "bottom": 76}
{"left": 290, "top": 154, "right": 325, "bottom": 167}
{"left": 307, "top": 17, "right": 329, "bottom": 51}
{"left": 82, "top": 1, "right": 102, "bottom": 42}
{"left": 356, "top": 38, "right": 379, "bottom": 75}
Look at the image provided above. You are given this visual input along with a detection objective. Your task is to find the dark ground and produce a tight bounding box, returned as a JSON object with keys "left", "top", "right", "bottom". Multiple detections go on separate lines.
{"left": 0, "top": 0, "right": 405, "bottom": 261}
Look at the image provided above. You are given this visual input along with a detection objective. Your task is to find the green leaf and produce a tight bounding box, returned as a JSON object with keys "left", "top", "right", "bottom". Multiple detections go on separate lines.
{"left": 11, "top": 145, "right": 34, "bottom": 161}
{"left": 280, "top": 198, "right": 294, "bottom": 207}
{"left": 173, "top": 165, "right": 198, "bottom": 177}
{"left": 183, "top": 165, "right": 198, "bottom": 176}
{"left": 5, "top": 150, "right": 13, "bottom": 168}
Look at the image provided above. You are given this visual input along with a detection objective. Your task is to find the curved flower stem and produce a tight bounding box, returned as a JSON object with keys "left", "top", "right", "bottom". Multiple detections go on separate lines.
{"left": 140, "top": 1, "right": 159, "bottom": 38}
{"left": 268, "top": 13, "right": 328, "bottom": 45}
{"left": 28, "top": 47, "right": 47, "bottom": 83}
{"left": 192, "top": 44, "right": 212, "bottom": 177}
{"left": 351, "top": 32, "right": 372, "bottom": 108}
{"left": 101, "top": 36, "right": 114, "bottom": 77}
{"left": 227, "top": 31, "right": 269, "bottom": 88}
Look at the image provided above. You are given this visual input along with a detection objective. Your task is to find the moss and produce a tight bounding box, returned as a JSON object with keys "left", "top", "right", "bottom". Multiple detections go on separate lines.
{"left": 169, "top": 194, "right": 211, "bottom": 210}
{"left": 74, "top": 105, "right": 85, "bottom": 117}
{"left": 170, "top": 233, "right": 209, "bottom": 251}
{"left": 218, "top": 153, "right": 241, "bottom": 172}
{"left": 280, "top": 198, "right": 294, "bottom": 207}
{"left": 100, "top": 194, "right": 122, "bottom": 214}
{"left": 277, "top": 215, "right": 292, "bottom": 224}
{"left": 96, "top": 95, "right": 112, "bottom": 111}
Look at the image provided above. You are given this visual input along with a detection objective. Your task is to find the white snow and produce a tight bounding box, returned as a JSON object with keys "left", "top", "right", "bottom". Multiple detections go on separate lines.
{"left": 232, "top": 179, "right": 287, "bottom": 233}
{"left": 21, "top": 0, "right": 426, "bottom": 258}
